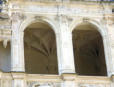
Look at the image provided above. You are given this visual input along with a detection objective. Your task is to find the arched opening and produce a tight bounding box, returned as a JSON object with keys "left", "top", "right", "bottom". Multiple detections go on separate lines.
{"left": 0, "top": 41, "right": 11, "bottom": 72}
{"left": 24, "top": 22, "right": 58, "bottom": 74}
{"left": 72, "top": 22, "right": 107, "bottom": 76}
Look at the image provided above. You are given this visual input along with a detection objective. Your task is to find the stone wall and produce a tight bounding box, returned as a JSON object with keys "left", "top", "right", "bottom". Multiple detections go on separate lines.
{"left": 0, "top": 0, "right": 114, "bottom": 87}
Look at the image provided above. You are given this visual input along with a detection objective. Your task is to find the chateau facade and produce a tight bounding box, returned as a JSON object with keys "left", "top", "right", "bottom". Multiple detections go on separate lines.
{"left": 0, "top": 0, "right": 114, "bottom": 87}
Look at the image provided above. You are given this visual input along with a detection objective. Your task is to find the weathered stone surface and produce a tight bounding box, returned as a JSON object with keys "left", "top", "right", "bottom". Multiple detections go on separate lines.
{"left": 0, "top": 0, "right": 113, "bottom": 87}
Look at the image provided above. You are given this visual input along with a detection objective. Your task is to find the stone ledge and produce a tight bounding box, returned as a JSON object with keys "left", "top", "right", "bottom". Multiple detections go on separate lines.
{"left": 61, "top": 74, "right": 76, "bottom": 81}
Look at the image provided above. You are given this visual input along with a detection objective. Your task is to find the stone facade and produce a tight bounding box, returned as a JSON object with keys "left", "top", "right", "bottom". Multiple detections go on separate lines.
{"left": 0, "top": 0, "right": 114, "bottom": 87}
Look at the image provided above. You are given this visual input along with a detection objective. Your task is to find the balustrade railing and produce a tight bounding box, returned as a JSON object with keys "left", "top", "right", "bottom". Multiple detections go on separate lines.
{"left": 26, "top": 74, "right": 111, "bottom": 87}
{"left": 0, "top": 72, "right": 112, "bottom": 87}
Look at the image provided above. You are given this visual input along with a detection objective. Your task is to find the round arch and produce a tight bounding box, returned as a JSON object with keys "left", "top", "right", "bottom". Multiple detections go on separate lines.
{"left": 20, "top": 16, "right": 59, "bottom": 74}
{"left": 70, "top": 18, "right": 112, "bottom": 76}
{"left": 19, "top": 16, "right": 58, "bottom": 34}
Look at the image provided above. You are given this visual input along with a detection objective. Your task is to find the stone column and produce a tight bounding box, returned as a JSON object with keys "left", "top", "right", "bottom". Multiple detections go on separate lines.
{"left": 103, "top": 34, "right": 113, "bottom": 76}
{"left": 11, "top": 13, "right": 25, "bottom": 87}
{"left": 57, "top": 15, "right": 75, "bottom": 74}
{"left": 105, "top": 17, "right": 114, "bottom": 76}
{"left": 11, "top": 13, "right": 25, "bottom": 72}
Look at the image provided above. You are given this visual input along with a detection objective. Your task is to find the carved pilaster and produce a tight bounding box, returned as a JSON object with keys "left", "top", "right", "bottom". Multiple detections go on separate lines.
{"left": 11, "top": 12, "right": 25, "bottom": 72}
{"left": 11, "top": 12, "right": 26, "bottom": 23}
{"left": 57, "top": 15, "right": 75, "bottom": 74}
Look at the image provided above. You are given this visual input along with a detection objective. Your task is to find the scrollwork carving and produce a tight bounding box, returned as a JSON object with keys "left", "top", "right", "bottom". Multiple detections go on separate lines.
{"left": 11, "top": 12, "right": 26, "bottom": 23}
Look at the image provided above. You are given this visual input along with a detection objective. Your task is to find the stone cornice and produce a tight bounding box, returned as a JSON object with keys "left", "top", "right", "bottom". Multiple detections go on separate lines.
{"left": 8, "top": 1, "right": 113, "bottom": 17}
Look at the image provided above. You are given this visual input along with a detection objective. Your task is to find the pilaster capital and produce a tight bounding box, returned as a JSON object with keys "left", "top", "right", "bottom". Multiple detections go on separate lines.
{"left": 11, "top": 12, "right": 26, "bottom": 23}
{"left": 56, "top": 14, "right": 71, "bottom": 23}
{"left": 59, "top": 15, "right": 68, "bottom": 22}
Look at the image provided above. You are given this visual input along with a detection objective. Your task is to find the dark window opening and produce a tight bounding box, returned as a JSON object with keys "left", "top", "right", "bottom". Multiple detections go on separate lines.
{"left": 72, "top": 23, "right": 107, "bottom": 76}
{"left": 24, "top": 22, "right": 58, "bottom": 74}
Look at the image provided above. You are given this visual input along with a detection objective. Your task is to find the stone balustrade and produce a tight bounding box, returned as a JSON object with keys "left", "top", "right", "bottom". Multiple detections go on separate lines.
{"left": 0, "top": 72, "right": 112, "bottom": 87}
